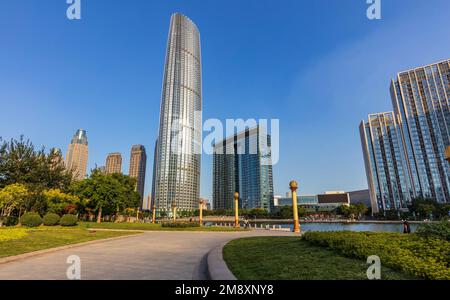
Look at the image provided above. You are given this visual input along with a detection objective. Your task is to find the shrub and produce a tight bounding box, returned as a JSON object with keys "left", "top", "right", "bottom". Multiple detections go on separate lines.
{"left": 20, "top": 212, "right": 43, "bottom": 227}
{"left": 60, "top": 214, "right": 78, "bottom": 226}
{"left": 302, "top": 231, "right": 450, "bottom": 280}
{"left": 3, "top": 216, "right": 19, "bottom": 227}
{"left": 0, "top": 228, "right": 28, "bottom": 241}
{"left": 161, "top": 222, "right": 200, "bottom": 228}
{"left": 43, "top": 213, "right": 60, "bottom": 226}
{"left": 416, "top": 220, "right": 450, "bottom": 241}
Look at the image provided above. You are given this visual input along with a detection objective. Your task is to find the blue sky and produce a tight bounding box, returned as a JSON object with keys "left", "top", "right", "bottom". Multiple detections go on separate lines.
{"left": 1, "top": 0, "right": 449, "bottom": 200}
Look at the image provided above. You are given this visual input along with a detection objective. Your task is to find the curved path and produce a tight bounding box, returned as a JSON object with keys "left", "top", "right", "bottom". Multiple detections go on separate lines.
{"left": 0, "top": 230, "right": 294, "bottom": 280}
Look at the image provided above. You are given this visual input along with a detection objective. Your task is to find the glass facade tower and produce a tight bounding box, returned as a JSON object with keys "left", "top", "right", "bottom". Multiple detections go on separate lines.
{"left": 153, "top": 13, "right": 202, "bottom": 212}
{"left": 391, "top": 60, "right": 450, "bottom": 203}
{"left": 65, "top": 129, "right": 88, "bottom": 181}
{"left": 360, "top": 113, "right": 412, "bottom": 213}
{"left": 213, "top": 127, "right": 274, "bottom": 212}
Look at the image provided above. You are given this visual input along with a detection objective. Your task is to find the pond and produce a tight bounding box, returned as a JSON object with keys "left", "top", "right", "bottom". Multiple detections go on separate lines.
{"left": 277, "top": 222, "right": 420, "bottom": 233}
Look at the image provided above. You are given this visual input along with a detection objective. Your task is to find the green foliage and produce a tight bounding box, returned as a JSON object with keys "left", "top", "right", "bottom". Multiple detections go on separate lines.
{"left": 416, "top": 220, "right": 450, "bottom": 241}
{"left": 302, "top": 231, "right": 450, "bottom": 280}
{"left": 71, "top": 169, "right": 141, "bottom": 220}
{"left": 0, "top": 137, "right": 73, "bottom": 191}
{"left": 43, "top": 189, "right": 80, "bottom": 216}
{"left": 3, "top": 216, "right": 18, "bottom": 227}
{"left": 59, "top": 214, "right": 78, "bottom": 226}
{"left": 43, "top": 213, "right": 60, "bottom": 226}
{"left": 161, "top": 222, "right": 200, "bottom": 228}
{"left": 409, "top": 197, "right": 450, "bottom": 220}
{"left": 0, "top": 183, "right": 28, "bottom": 222}
{"left": 20, "top": 212, "right": 43, "bottom": 228}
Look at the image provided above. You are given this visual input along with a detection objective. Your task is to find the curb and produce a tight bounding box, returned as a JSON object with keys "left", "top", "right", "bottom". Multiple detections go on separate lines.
{"left": 0, "top": 232, "right": 143, "bottom": 266}
{"left": 206, "top": 242, "right": 237, "bottom": 280}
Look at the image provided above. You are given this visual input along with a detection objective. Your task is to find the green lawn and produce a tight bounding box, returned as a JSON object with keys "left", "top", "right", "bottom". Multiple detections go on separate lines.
{"left": 223, "top": 237, "right": 416, "bottom": 280}
{"left": 0, "top": 226, "right": 139, "bottom": 258}
{"left": 81, "top": 221, "right": 247, "bottom": 232}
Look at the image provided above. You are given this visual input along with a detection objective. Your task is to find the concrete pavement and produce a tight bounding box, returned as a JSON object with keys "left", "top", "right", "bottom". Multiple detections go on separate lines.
{"left": 0, "top": 230, "right": 295, "bottom": 280}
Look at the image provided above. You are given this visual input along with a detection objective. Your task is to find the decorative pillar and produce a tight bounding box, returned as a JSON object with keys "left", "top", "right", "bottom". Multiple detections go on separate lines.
{"left": 152, "top": 205, "right": 156, "bottom": 224}
{"left": 199, "top": 200, "right": 204, "bottom": 226}
{"left": 234, "top": 192, "right": 240, "bottom": 228}
{"left": 290, "top": 181, "right": 301, "bottom": 233}
{"left": 172, "top": 201, "right": 177, "bottom": 222}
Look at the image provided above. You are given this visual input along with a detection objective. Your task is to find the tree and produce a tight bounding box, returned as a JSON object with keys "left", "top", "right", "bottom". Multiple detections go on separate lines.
{"left": 0, "top": 136, "right": 73, "bottom": 191}
{"left": 72, "top": 169, "right": 141, "bottom": 223}
{"left": 42, "top": 189, "right": 81, "bottom": 216}
{"left": 0, "top": 184, "right": 29, "bottom": 226}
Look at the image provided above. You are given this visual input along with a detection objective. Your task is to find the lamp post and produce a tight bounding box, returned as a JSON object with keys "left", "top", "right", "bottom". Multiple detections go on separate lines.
{"left": 172, "top": 201, "right": 177, "bottom": 222}
{"left": 152, "top": 205, "right": 156, "bottom": 224}
{"left": 445, "top": 146, "right": 450, "bottom": 163}
{"left": 290, "top": 181, "right": 301, "bottom": 233}
{"left": 199, "top": 200, "right": 204, "bottom": 226}
{"left": 234, "top": 192, "right": 240, "bottom": 228}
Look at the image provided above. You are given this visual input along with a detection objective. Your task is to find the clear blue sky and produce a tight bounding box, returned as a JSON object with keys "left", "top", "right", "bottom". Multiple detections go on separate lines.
{"left": 1, "top": 0, "right": 449, "bottom": 200}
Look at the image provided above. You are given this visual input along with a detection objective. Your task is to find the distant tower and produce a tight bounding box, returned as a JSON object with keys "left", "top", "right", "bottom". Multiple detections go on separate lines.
{"left": 65, "top": 129, "right": 88, "bottom": 181}
{"left": 129, "top": 145, "right": 147, "bottom": 208}
{"left": 105, "top": 153, "right": 122, "bottom": 174}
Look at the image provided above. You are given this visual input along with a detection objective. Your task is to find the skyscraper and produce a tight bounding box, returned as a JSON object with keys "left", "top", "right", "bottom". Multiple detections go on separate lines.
{"left": 129, "top": 145, "right": 147, "bottom": 208}
{"left": 152, "top": 13, "right": 202, "bottom": 212}
{"left": 65, "top": 129, "right": 88, "bottom": 181}
{"left": 105, "top": 152, "right": 122, "bottom": 174}
{"left": 213, "top": 127, "right": 274, "bottom": 212}
{"left": 360, "top": 113, "right": 412, "bottom": 213}
{"left": 50, "top": 148, "right": 65, "bottom": 169}
{"left": 391, "top": 59, "right": 450, "bottom": 203}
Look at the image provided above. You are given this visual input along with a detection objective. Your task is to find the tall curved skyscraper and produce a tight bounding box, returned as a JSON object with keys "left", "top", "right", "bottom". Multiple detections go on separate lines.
{"left": 153, "top": 13, "right": 202, "bottom": 212}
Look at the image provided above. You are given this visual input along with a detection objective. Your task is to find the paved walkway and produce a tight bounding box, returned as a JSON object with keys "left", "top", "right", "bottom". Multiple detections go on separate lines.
{"left": 0, "top": 230, "right": 295, "bottom": 280}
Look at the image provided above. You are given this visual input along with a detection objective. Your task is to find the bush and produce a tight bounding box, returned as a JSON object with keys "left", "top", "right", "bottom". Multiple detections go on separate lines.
{"left": 161, "top": 222, "right": 200, "bottom": 228}
{"left": 43, "top": 213, "right": 60, "bottom": 226}
{"left": 3, "top": 216, "right": 19, "bottom": 227}
{"left": 302, "top": 231, "right": 450, "bottom": 280}
{"left": 60, "top": 214, "right": 78, "bottom": 226}
{"left": 416, "top": 220, "right": 450, "bottom": 241}
{"left": 20, "top": 212, "right": 43, "bottom": 227}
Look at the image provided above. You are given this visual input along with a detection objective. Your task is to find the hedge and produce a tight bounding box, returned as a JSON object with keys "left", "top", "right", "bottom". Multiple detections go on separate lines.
{"left": 60, "top": 214, "right": 78, "bottom": 226}
{"left": 302, "top": 231, "right": 450, "bottom": 280}
{"left": 20, "top": 212, "right": 43, "bottom": 228}
{"left": 161, "top": 222, "right": 200, "bottom": 228}
{"left": 43, "top": 213, "right": 60, "bottom": 226}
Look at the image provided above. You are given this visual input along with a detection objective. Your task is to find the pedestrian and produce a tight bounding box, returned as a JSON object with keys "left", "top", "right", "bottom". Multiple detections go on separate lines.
{"left": 403, "top": 220, "right": 411, "bottom": 234}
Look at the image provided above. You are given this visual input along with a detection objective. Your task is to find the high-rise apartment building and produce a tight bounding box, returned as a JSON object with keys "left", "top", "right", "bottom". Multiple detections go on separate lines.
{"left": 213, "top": 127, "right": 274, "bottom": 212}
{"left": 105, "top": 152, "right": 122, "bottom": 174}
{"left": 360, "top": 113, "right": 412, "bottom": 213}
{"left": 65, "top": 129, "right": 88, "bottom": 181}
{"left": 391, "top": 60, "right": 450, "bottom": 203}
{"left": 152, "top": 13, "right": 202, "bottom": 212}
{"left": 129, "top": 145, "right": 147, "bottom": 208}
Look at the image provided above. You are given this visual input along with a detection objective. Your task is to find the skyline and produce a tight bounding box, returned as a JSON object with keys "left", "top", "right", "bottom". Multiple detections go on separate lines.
{"left": 1, "top": 1, "right": 450, "bottom": 200}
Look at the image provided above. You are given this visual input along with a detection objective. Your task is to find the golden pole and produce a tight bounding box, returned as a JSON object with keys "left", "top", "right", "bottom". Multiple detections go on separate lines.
{"left": 290, "top": 181, "right": 301, "bottom": 233}
{"left": 234, "top": 192, "right": 240, "bottom": 228}
{"left": 445, "top": 146, "right": 450, "bottom": 163}
{"left": 172, "top": 201, "right": 177, "bottom": 222}
{"left": 199, "top": 200, "right": 204, "bottom": 226}
{"left": 152, "top": 205, "right": 156, "bottom": 224}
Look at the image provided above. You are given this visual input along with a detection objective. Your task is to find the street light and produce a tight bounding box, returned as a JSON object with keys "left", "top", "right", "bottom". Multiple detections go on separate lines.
{"left": 172, "top": 201, "right": 177, "bottom": 222}
{"left": 445, "top": 146, "right": 450, "bottom": 163}
{"left": 290, "top": 180, "right": 301, "bottom": 233}
{"left": 152, "top": 205, "right": 156, "bottom": 224}
{"left": 199, "top": 200, "right": 204, "bottom": 226}
{"left": 234, "top": 192, "right": 240, "bottom": 228}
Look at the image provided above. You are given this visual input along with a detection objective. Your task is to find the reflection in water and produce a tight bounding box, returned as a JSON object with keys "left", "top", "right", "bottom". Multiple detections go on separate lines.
{"left": 280, "top": 223, "right": 419, "bottom": 233}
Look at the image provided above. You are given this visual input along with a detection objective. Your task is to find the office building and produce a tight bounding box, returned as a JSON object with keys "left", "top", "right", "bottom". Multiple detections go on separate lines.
{"left": 105, "top": 152, "right": 122, "bottom": 174}
{"left": 65, "top": 129, "right": 88, "bottom": 181}
{"left": 391, "top": 59, "right": 450, "bottom": 203}
{"left": 360, "top": 112, "right": 412, "bottom": 213}
{"left": 129, "top": 145, "right": 147, "bottom": 208}
{"left": 213, "top": 126, "right": 274, "bottom": 212}
{"left": 152, "top": 13, "right": 202, "bottom": 212}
